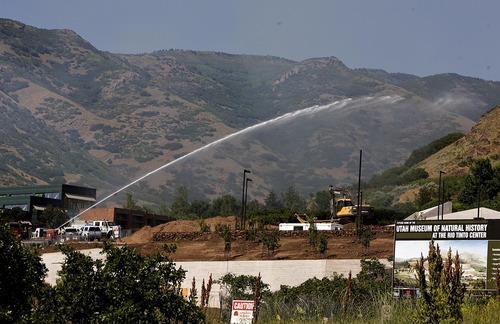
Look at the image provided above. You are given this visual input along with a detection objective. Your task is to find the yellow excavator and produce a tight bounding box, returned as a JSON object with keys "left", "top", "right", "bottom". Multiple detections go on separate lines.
{"left": 329, "top": 186, "right": 374, "bottom": 224}
{"left": 295, "top": 186, "right": 374, "bottom": 225}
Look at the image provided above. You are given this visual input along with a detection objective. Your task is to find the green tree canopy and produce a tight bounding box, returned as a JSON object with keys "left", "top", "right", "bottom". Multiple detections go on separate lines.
{"left": 210, "top": 194, "right": 239, "bottom": 216}
{"left": 170, "top": 185, "right": 191, "bottom": 218}
{"left": 0, "top": 217, "right": 47, "bottom": 323}
{"left": 189, "top": 199, "right": 211, "bottom": 219}
{"left": 38, "top": 205, "right": 68, "bottom": 228}
{"left": 459, "top": 158, "right": 500, "bottom": 205}
{"left": 281, "top": 186, "right": 305, "bottom": 213}
{"left": 264, "top": 190, "right": 283, "bottom": 211}
{"left": 31, "top": 243, "right": 205, "bottom": 323}
{"left": 123, "top": 193, "right": 143, "bottom": 211}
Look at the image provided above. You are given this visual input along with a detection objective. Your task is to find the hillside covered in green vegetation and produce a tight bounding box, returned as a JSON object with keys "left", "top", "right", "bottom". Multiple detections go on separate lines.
{"left": 1, "top": 18, "right": 499, "bottom": 209}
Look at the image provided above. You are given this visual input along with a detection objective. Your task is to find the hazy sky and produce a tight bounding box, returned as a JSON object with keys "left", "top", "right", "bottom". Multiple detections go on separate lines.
{"left": 3, "top": 0, "right": 500, "bottom": 81}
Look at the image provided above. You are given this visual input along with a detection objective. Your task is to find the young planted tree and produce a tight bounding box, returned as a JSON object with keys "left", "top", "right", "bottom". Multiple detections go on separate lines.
{"left": 215, "top": 224, "right": 232, "bottom": 258}
{"left": 307, "top": 216, "right": 328, "bottom": 254}
{"left": 360, "top": 227, "right": 375, "bottom": 254}
{"left": 261, "top": 230, "right": 281, "bottom": 257}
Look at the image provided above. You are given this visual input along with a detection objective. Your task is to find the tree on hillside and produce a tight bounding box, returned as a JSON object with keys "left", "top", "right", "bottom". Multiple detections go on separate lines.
{"left": 264, "top": 190, "right": 283, "bottom": 211}
{"left": 416, "top": 182, "right": 438, "bottom": 210}
{"left": 281, "top": 186, "right": 305, "bottom": 212}
{"left": 313, "top": 189, "right": 330, "bottom": 212}
{"left": 170, "top": 185, "right": 191, "bottom": 218}
{"left": 190, "top": 199, "right": 211, "bottom": 218}
{"left": 123, "top": 193, "right": 143, "bottom": 211}
{"left": 210, "top": 194, "right": 239, "bottom": 216}
{"left": 246, "top": 198, "right": 263, "bottom": 216}
{"left": 404, "top": 132, "right": 464, "bottom": 168}
{"left": 459, "top": 158, "right": 500, "bottom": 205}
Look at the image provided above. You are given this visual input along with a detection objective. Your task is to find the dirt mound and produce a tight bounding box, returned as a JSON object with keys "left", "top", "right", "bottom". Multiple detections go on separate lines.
{"left": 121, "top": 225, "right": 154, "bottom": 244}
{"left": 122, "top": 216, "right": 238, "bottom": 244}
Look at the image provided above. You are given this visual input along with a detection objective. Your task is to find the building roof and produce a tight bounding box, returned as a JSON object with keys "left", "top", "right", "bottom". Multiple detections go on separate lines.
{"left": 425, "top": 207, "right": 500, "bottom": 220}
{"left": 405, "top": 203, "right": 500, "bottom": 221}
{"left": 78, "top": 207, "right": 116, "bottom": 222}
{"left": 404, "top": 202, "right": 452, "bottom": 221}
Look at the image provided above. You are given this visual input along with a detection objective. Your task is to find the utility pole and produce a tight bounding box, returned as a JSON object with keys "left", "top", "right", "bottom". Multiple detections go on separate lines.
{"left": 438, "top": 171, "right": 445, "bottom": 220}
{"left": 244, "top": 178, "right": 252, "bottom": 227}
{"left": 357, "top": 150, "right": 362, "bottom": 229}
{"left": 476, "top": 166, "right": 482, "bottom": 219}
{"left": 240, "top": 169, "right": 250, "bottom": 229}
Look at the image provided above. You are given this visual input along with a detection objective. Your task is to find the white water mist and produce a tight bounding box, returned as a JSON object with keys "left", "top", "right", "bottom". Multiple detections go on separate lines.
{"left": 66, "top": 95, "right": 403, "bottom": 224}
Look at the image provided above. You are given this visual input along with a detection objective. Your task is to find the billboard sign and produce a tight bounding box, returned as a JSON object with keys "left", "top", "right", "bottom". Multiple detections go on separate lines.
{"left": 393, "top": 219, "right": 500, "bottom": 292}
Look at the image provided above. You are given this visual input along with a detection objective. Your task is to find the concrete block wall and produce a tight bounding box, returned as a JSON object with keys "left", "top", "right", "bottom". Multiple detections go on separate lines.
{"left": 42, "top": 249, "right": 392, "bottom": 308}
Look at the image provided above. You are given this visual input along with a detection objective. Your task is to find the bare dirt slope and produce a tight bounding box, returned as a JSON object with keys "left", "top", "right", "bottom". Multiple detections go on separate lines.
{"left": 43, "top": 216, "right": 394, "bottom": 261}
{"left": 118, "top": 216, "right": 395, "bottom": 261}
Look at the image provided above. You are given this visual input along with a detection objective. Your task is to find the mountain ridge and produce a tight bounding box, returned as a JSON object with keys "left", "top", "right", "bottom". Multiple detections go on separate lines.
{"left": 1, "top": 19, "right": 499, "bottom": 207}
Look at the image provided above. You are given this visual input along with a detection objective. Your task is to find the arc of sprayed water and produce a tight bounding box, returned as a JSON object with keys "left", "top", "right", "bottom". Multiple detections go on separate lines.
{"left": 62, "top": 95, "right": 401, "bottom": 227}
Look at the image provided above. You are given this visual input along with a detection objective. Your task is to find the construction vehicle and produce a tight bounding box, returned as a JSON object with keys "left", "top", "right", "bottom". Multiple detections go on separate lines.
{"left": 329, "top": 187, "right": 375, "bottom": 224}
{"left": 293, "top": 187, "right": 374, "bottom": 225}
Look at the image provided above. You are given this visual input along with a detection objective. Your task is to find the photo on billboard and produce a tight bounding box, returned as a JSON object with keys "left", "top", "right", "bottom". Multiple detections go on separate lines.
{"left": 393, "top": 219, "right": 500, "bottom": 292}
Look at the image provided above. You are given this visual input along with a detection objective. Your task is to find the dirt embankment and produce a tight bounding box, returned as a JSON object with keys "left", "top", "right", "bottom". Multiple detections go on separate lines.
{"left": 120, "top": 216, "right": 395, "bottom": 261}
{"left": 44, "top": 216, "right": 395, "bottom": 261}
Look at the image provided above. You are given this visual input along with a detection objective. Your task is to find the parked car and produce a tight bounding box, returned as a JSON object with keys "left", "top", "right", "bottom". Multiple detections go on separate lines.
{"left": 60, "top": 226, "right": 80, "bottom": 241}
{"left": 80, "top": 226, "right": 102, "bottom": 241}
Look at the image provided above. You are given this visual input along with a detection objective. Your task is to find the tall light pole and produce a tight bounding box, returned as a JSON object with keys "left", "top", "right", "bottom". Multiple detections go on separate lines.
{"left": 476, "top": 166, "right": 482, "bottom": 219}
{"left": 244, "top": 178, "right": 252, "bottom": 228}
{"left": 438, "top": 171, "right": 445, "bottom": 220}
{"left": 441, "top": 177, "right": 446, "bottom": 219}
{"left": 240, "top": 169, "right": 251, "bottom": 229}
{"left": 357, "top": 150, "right": 362, "bottom": 228}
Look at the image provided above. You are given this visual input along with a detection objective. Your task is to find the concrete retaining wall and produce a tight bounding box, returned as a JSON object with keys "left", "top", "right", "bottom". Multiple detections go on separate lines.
{"left": 41, "top": 249, "right": 392, "bottom": 307}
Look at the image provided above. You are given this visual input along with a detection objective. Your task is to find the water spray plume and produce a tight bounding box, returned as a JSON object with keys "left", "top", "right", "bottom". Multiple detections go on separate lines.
{"left": 63, "top": 95, "right": 403, "bottom": 226}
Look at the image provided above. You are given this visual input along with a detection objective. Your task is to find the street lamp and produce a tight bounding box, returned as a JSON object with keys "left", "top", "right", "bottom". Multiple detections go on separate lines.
{"left": 438, "top": 171, "right": 446, "bottom": 220}
{"left": 476, "top": 166, "right": 482, "bottom": 219}
{"left": 244, "top": 178, "right": 252, "bottom": 228}
{"left": 357, "top": 150, "right": 362, "bottom": 228}
{"left": 240, "top": 169, "right": 251, "bottom": 229}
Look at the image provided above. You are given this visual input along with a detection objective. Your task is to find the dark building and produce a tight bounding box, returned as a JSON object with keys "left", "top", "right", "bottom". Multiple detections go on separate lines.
{"left": 78, "top": 207, "right": 175, "bottom": 231}
{"left": 1, "top": 184, "right": 175, "bottom": 232}
{"left": 0, "top": 184, "right": 96, "bottom": 223}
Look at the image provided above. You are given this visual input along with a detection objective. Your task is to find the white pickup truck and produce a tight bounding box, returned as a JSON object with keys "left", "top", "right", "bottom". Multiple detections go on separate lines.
{"left": 89, "top": 220, "right": 121, "bottom": 240}
{"left": 80, "top": 225, "right": 102, "bottom": 241}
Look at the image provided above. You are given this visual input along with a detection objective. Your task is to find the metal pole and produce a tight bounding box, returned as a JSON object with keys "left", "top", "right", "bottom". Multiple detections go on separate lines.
{"left": 244, "top": 178, "right": 252, "bottom": 228}
{"left": 441, "top": 177, "right": 445, "bottom": 219}
{"left": 438, "top": 171, "right": 444, "bottom": 220}
{"left": 477, "top": 167, "right": 481, "bottom": 219}
{"left": 357, "top": 150, "right": 362, "bottom": 226}
{"left": 240, "top": 169, "right": 250, "bottom": 229}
